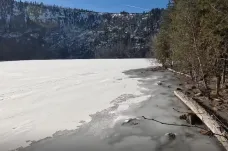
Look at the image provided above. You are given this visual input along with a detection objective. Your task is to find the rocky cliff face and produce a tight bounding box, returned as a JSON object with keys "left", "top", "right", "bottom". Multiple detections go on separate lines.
{"left": 0, "top": 0, "right": 163, "bottom": 60}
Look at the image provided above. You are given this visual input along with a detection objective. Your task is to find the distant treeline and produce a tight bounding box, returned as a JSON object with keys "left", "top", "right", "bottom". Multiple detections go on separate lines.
{"left": 0, "top": 0, "right": 163, "bottom": 61}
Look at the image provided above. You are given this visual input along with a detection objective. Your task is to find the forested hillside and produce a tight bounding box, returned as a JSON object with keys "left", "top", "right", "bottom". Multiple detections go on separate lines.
{"left": 0, "top": 0, "right": 163, "bottom": 61}
{"left": 153, "top": 0, "right": 228, "bottom": 95}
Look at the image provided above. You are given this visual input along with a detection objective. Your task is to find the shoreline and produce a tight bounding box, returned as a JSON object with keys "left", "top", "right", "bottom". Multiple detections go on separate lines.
{"left": 6, "top": 65, "right": 225, "bottom": 151}
{"left": 174, "top": 90, "right": 228, "bottom": 151}
{"left": 167, "top": 68, "right": 228, "bottom": 150}
{"left": 171, "top": 68, "right": 228, "bottom": 129}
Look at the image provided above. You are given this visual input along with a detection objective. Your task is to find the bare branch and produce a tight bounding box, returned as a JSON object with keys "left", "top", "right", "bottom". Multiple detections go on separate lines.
{"left": 141, "top": 116, "right": 227, "bottom": 138}
{"left": 142, "top": 116, "right": 206, "bottom": 130}
{"left": 173, "top": 108, "right": 228, "bottom": 131}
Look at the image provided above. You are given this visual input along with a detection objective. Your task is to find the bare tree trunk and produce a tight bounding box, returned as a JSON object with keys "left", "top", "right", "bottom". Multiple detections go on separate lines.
{"left": 216, "top": 74, "right": 221, "bottom": 96}
{"left": 222, "top": 41, "right": 228, "bottom": 85}
{"left": 171, "top": 61, "right": 174, "bottom": 68}
{"left": 196, "top": 56, "right": 209, "bottom": 90}
{"left": 193, "top": 34, "right": 208, "bottom": 90}
{"left": 188, "top": 63, "right": 194, "bottom": 81}
{"left": 203, "top": 74, "right": 209, "bottom": 89}
{"left": 222, "top": 59, "right": 226, "bottom": 84}
{"left": 189, "top": 69, "right": 194, "bottom": 81}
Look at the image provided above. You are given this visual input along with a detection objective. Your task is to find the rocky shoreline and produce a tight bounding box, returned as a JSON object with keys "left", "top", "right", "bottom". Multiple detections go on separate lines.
{"left": 164, "top": 68, "right": 228, "bottom": 140}
{"left": 175, "top": 72, "right": 228, "bottom": 130}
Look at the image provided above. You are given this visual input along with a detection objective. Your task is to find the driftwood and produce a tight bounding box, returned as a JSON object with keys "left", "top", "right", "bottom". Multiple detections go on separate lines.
{"left": 174, "top": 90, "right": 228, "bottom": 151}
{"left": 168, "top": 68, "right": 191, "bottom": 78}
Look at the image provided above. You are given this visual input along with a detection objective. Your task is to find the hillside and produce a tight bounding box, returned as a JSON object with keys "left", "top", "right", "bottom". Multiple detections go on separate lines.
{"left": 0, "top": 0, "right": 163, "bottom": 60}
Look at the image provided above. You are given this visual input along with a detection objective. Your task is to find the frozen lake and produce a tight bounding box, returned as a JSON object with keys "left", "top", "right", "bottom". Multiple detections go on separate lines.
{"left": 0, "top": 59, "right": 225, "bottom": 151}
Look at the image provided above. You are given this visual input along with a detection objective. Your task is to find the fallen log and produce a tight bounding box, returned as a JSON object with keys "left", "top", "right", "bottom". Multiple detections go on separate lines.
{"left": 174, "top": 90, "right": 228, "bottom": 151}
{"left": 168, "top": 68, "right": 191, "bottom": 78}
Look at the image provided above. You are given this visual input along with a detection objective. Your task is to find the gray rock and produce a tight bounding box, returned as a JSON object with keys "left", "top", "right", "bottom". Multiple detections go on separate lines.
{"left": 176, "top": 88, "right": 182, "bottom": 91}
{"left": 157, "top": 81, "right": 163, "bottom": 86}
{"left": 195, "top": 93, "right": 203, "bottom": 97}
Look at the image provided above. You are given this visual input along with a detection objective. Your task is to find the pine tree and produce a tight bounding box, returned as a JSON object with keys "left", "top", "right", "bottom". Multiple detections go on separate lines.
{"left": 152, "top": 1, "right": 173, "bottom": 67}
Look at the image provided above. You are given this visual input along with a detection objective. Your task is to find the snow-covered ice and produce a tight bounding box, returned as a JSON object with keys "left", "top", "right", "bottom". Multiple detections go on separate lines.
{"left": 0, "top": 59, "right": 154, "bottom": 151}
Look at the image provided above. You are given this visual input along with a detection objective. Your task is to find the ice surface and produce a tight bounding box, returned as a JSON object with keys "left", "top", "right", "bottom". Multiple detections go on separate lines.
{"left": 0, "top": 59, "right": 154, "bottom": 151}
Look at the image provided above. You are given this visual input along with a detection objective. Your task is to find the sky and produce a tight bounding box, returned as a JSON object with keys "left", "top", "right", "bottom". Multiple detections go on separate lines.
{"left": 20, "top": 0, "right": 169, "bottom": 13}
